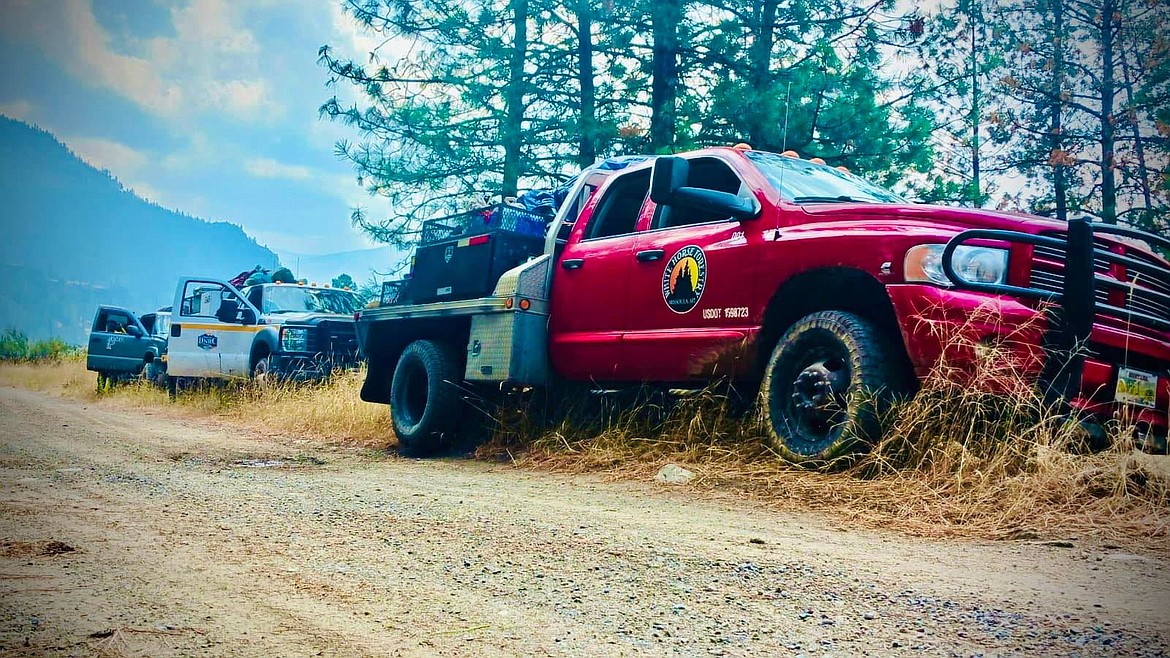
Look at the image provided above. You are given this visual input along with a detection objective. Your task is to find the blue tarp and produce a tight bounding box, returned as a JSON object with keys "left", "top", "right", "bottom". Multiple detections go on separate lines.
{"left": 514, "top": 155, "right": 653, "bottom": 217}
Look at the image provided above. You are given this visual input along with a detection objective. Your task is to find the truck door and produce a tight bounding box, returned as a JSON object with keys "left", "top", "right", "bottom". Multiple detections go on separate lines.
{"left": 86, "top": 306, "right": 151, "bottom": 374}
{"left": 548, "top": 167, "right": 654, "bottom": 381}
{"left": 169, "top": 278, "right": 262, "bottom": 378}
{"left": 622, "top": 156, "right": 760, "bottom": 382}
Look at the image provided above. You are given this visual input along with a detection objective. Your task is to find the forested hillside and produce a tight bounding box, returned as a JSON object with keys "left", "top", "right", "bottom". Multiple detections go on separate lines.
{"left": 0, "top": 118, "right": 279, "bottom": 344}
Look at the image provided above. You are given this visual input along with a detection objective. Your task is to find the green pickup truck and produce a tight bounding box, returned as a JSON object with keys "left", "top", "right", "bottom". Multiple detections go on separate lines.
{"left": 85, "top": 305, "right": 170, "bottom": 388}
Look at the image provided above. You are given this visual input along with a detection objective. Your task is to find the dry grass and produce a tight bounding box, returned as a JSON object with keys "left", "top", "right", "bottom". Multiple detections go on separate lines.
{"left": 0, "top": 357, "right": 93, "bottom": 395}
{"left": 476, "top": 310, "right": 1170, "bottom": 551}
{"left": 0, "top": 360, "right": 391, "bottom": 448}
{"left": 477, "top": 382, "right": 1168, "bottom": 550}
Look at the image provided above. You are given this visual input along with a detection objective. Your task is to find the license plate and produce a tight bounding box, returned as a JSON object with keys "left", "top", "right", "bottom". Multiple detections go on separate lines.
{"left": 1115, "top": 367, "right": 1159, "bottom": 409}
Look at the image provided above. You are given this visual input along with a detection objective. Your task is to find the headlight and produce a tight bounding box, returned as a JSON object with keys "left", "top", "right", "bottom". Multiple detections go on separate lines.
{"left": 281, "top": 327, "right": 310, "bottom": 352}
{"left": 904, "top": 244, "right": 1008, "bottom": 287}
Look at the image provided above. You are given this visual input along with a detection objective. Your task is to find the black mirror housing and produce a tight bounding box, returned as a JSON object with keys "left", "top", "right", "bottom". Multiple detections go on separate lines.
{"left": 650, "top": 156, "right": 689, "bottom": 205}
{"left": 240, "top": 308, "right": 258, "bottom": 325}
{"left": 671, "top": 187, "right": 761, "bottom": 221}
{"left": 651, "top": 156, "right": 760, "bottom": 221}
{"left": 216, "top": 299, "right": 240, "bottom": 324}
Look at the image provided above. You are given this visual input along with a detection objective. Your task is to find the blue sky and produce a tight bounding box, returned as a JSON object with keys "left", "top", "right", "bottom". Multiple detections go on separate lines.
{"left": 0, "top": 0, "right": 393, "bottom": 255}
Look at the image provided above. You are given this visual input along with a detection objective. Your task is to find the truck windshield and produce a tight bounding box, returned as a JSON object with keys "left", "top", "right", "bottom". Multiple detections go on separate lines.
{"left": 744, "top": 151, "right": 905, "bottom": 204}
{"left": 263, "top": 286, "right": 363, "bottom": 315}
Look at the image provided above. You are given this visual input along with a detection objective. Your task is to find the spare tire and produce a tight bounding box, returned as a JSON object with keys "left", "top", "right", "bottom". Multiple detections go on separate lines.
{"left": 390, "top": 340, "right": 464, "bottom": 456}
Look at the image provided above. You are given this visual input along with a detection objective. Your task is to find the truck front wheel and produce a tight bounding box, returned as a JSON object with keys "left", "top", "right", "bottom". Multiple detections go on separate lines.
{"left": 760, "top": 311, "right": 904, "bottom": 464}
{"left": 390, "top": 340, "right": 464, "bottom": 456}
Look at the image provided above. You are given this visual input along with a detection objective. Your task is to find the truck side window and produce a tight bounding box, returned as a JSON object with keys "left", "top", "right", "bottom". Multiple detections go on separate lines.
{"left": 180, "top": 281, "right": 240, "bottom": 320}
{"left": 653, "top": 157, "right": 746, "bottom": 229}
{"left": 96, "top": 309, "right": 131, "bottom": 333}
{"left": 585, "top": 170, "right": 651, "bottom": 240}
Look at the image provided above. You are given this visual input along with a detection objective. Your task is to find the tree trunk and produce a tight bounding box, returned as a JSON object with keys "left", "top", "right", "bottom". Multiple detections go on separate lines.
{"left": 650, "top": 0, "right": 682, "bottom": 151}
{"left": 1099, "top": 0, "right": 1117, "bottom": 224}
{"left": 1119, "top": 26, "right": 1153, "bottom": 212}
{"left": 1050, "top": 0, "right": 1068, "bottom": 221}
{"left": 502, "top": 0, "right": 529, "bottom": 197}
{"left": 969, "top": 0, "right": 982, "bottom": 207}
{"left": 577, "top": 0, "right": 597, "bottom": 167}
{"left": 746, "top": 0, "right": 778, "bottom": 149}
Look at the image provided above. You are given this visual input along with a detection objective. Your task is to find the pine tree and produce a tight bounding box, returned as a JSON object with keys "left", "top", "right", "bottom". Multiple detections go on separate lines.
{"left": 318, "top": 0, "right": 541, "bottom": 244}
{"left": 988, "top": 0, "right": 1168, "bottom": 228}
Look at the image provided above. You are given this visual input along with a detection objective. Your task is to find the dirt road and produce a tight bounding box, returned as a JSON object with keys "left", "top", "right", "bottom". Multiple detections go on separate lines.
{"left": 1, "top": 387, "right": 1167, "bottom": 657}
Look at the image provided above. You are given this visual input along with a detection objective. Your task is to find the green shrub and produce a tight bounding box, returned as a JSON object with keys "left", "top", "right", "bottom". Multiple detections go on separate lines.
{"left": 0, "top": 329, "right": 80, "bottom": 362}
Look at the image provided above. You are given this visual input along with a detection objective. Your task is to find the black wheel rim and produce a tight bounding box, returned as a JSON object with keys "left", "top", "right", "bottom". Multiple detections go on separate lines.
{"left": 770, "top": 332, "right": 853, "bottom": 452}
{"left": 397, "top": 358, "right": 429, "bottom": 428}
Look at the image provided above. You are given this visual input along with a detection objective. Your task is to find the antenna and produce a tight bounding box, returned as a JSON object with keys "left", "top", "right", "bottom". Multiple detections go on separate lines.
{"left": 775, "top": 81, "right": 793, "bottom": 239}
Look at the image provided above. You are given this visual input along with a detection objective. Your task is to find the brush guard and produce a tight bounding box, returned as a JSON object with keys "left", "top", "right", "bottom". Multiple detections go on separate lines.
{"left": 941, "top": 216, "right": 1170, "bottom": 411}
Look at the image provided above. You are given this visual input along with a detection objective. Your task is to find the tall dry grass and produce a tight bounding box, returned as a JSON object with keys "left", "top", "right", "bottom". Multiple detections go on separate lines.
{"left": 477, "top": 307, "right": 1170, "bottom": 549}
{"left": 0, "top": 360, "right": 392, "bottom": 448}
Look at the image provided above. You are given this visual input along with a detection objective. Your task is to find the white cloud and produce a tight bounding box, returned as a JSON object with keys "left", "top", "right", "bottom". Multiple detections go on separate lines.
{"left": 0, "top": 99, "right": 35, "bottom": 121}
{"left": 64, "top": 136, "right": 148, "bottom": 174}
{"left": 329, "top": 2, "right": 387, "bottom": 61}
{"left": 62, "top": 0, "right": 184, "bottom": 115}
{"left": 209, "top": 79, "right": 272, "bottom": 117}
{"left": 0, "top": 0, "right": 278, "bottom": 121}
{"left": 172, "top": 0, "right": 260, "bottom": 55}
{"left": 245, "top": 157, "right": 315, "bottom": 181}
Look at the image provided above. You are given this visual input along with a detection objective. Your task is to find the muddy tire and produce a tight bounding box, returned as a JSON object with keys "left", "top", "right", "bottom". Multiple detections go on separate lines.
{"left": 252, "top": 354, "right": 276, "bottom": 388}
{"left": 760, "top": 311, "right": 905, "bottom": 465}
{"left": 390, "top": 340, "right": 465, "bottom": 456}
{"left": 143, "top": 361, "right": 166, "bottom": 388}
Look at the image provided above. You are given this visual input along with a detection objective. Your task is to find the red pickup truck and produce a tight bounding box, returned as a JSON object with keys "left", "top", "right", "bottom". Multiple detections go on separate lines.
{"left": 355, "top": 147, "right": 1170, "bottom": 460}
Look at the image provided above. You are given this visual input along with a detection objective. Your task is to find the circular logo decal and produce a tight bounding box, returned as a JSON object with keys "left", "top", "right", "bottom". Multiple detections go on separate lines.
{"left": 661, "top": 245, "right": 707, "bottom": 314}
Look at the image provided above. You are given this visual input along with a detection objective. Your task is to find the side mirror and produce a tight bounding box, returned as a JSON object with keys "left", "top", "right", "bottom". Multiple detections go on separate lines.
{"left": 126, "top": 325, "right": 144, "bottom": 338}
{"left": 240, "top": 308, "right": 258, "bottom": 325}
{"left": 650, "top": 156, "right": 760, "bottom": 221}
{"left": 671, "top": 187, "right": 761, "bottom": 221}
{"left": 216, "top": 299, "right": 240, "bottom": 323}
{"left": 650, "top": 156, "right": 689, "bottom": 205}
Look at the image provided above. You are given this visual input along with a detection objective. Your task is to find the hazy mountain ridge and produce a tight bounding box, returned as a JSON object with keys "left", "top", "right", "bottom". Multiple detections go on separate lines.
{"left": 274, "top": 246, "right": 407, "bottom": 288}
{"left": 0, "top": 117, "right": 280, "bottom": 344}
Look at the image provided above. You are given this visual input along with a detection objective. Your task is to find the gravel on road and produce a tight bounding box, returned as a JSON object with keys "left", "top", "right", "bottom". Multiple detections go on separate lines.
{"left": 1, "top": 386, "right": 1167, "bottom": 657}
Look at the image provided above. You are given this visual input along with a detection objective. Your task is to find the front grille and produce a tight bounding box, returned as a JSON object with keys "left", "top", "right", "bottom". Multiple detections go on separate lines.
{"left": 1030, "top": 234, "right": 1170, "bottom": 336}
{"left": 306, "top": 321, "right": 360, "bottom": 361}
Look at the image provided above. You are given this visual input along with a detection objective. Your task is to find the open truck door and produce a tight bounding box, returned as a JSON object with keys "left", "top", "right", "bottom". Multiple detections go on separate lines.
{"left": 168, "top": 277, "right": 263, "bottom": 378}
{"left": 86, "top": 305, "right": 154, "bottom": 377}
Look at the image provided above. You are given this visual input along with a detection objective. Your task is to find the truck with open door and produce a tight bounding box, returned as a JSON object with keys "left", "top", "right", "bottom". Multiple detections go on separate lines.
{"left": 164, "top": 277, "right": 362, "bottom": 394}
{"left": 86, "top": 305, "right": 168, "bottom": 389}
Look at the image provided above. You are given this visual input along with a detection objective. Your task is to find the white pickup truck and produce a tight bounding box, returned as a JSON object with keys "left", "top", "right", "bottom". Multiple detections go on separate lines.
{"left": 164, "top": 276, "right": 364, "bottom": 394}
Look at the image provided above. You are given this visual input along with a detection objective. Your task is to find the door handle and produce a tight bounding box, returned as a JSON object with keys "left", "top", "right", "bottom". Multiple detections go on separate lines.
{"left": 636, "top": 249, "right": 665, "bottom": 262}
{"left": 562, "top": 258, "right": 585, "bottom": 270}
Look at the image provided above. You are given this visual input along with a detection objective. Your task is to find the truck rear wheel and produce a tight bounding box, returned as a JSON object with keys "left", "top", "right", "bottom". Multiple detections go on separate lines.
{"left": 390, "top": 340, "right": 464, "bottom": 456}
{"left": 760, "top": 311, "right": 903, "bottom": 465}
